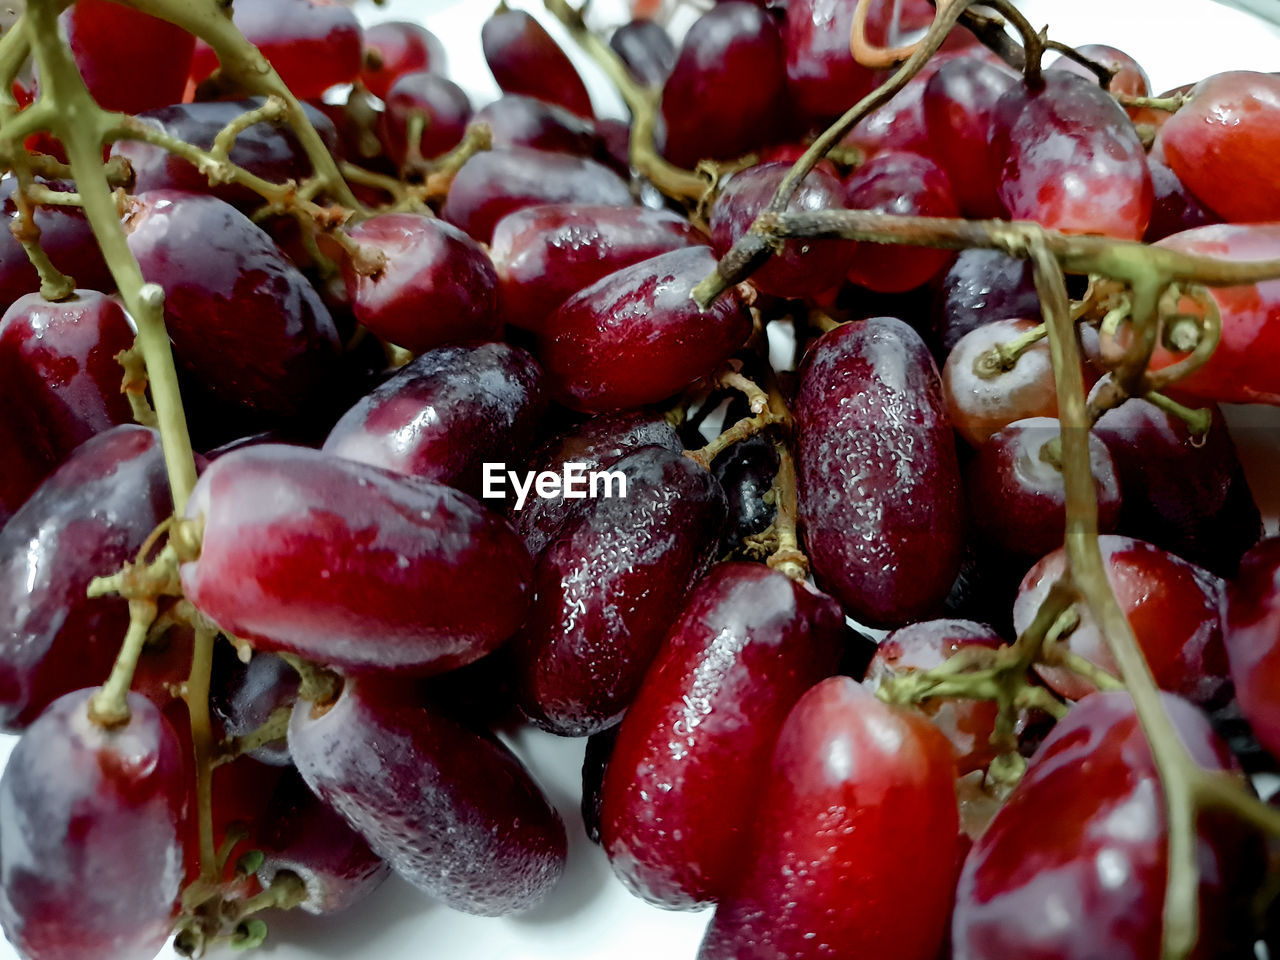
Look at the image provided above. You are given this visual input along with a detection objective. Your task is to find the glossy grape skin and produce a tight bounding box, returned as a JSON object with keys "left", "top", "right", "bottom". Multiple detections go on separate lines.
{"left": 795, "top": 317, "right": 964, "bottom": 627}
{"left": 952, "top": 691, "right": 1254, "bottom": 960}
{"left": 933, "top": 250, "right": 1042, "bottom": 356}
{"left": 844, "top": 151, "right": 960, "bottom": 292}
{"left": 0, "top": 290, "right": 134, "bottom": 521}
{"left": 1148, "top": 223, "right": 1280, "bottom": 404}
{"left": 474, "top": 95, "right": 598, "bottom": 155}
{"left": 112, "top": 100, "right": 339, "bottom": 212}
{"left": 124, "top": 191, "right": 341, "bottom": 423}
{"left": 991, "top": 72, "right": 1152, "bottom": 240}
{"left": 601, "top": 563, "right": 844, "bottom": 909}
{"left": 323, "top": 343, "right": 546, "bottom": 497}
{"left": 515, "top": 411, "right": 682, "bottom": 557}
{"left": 610, "top": 19, "right": 676, "bottom": 88}
{"left": 512, "top": 446, "right": 727, "bottom": 736}
{"left": 865, "top": 619, "right": 1006, "bottom": 774}
{"left": 257, "top": 768, "right": 390, "bottom": 915}
{"left": 1224, "top": 538, "right": 1280, "bottom": 763}
{"left": 361, "top": 21, "right": 446, "bottom": 100}
{"left": 61, "top": 0, "right": 194, "bottom": 114}
{"left": 967, "top": 417, "right": 1122, "bottom": 561}
{"left": 1159, "top": 71, "right": 1280, "bottom": 223}
{"left": 378, "top": 72, "right": 473, "bottom": 167}
{"left": 539, "top": 246, "right": 751, "bottom": 413}
{"left": 0, "top": 179, "right": 112, "bottom": 310}
{"left": 1144, "top": 156, "right": 1217, "bottom": 243}
{"left": 209, "top": 646, "right": 299, "bottom": 767}
{"left": 340, "top": 213, "right": 499, "bottom": 353}
{"left": 713, "top": 433, "right": 779, "bottom": 547}
{"left": 180, "top": 445, "right": 533, "bottom": 674}
{"left": 1046, "top": 43, "right": 1150, "bottom": 101}
{"left": 442, "top": 147, "right": 633, "bottom": 244}
{"left": 481, "top": 6, "right": 593, "bottom": 118}
{"left": 190, "top": 0, "right": 363, "bottom": 101}
{"left": 842, "top": 68, "right": 936, "bottom": 160}
{"left": 659, "top": 2, "right": 787, "bottom": 168}
{"left": 1014, "top": 535, "right": 1230, "bottom": 706}
{"left": 699, "top": 676, "right": 959, "bottom": 960}
{"left": 924, "top": 56, "right": 1015, "bottom": 218}
{"left": 710, "top": 162, "right": 850, "bottom": 298}
{"left": 1092, "top": 388, "right": 1260, "bottom": 576}
{"left": 0, "top": 427, "right": 170, "bottom": 731}
{"left": 783, "top": 0, "right": 876, "bottom": 122}
{"left": 943, "top": 318, "right": 1057, "bottom": 447}
{"left": 492, "top": 204, "right": 703, "bottom": 335}
{"left": 289, "top": 676, "right": 566, "bottom": 915}
{"left": 0, "top": 689, "right": 185, "bottom": 960}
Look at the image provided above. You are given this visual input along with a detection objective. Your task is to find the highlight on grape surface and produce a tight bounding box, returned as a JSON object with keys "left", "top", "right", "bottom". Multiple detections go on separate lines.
{"left": 1, "top": 0, "right": 1280, "bottom": 959}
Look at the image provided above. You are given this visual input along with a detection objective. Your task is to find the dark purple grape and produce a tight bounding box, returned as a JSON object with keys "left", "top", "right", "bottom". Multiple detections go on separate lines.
{"left": 111, "top": 100, "right": 339, "bottom": 211}
{"left": 538, "top": 246, "right": 752, "bottom": 413}
{"left": 180, "top": 445, "right": 533, "bottom": 674}
{"left": 592, "top": 117, "right": 632, "bottom": 177}
{"left": 710, "top": 162, "right": 850, "bottom": 297}
{"left": 0, "top": 179, "right": 113, "bottom": 307}
{"left": 341, "top": 213, "right": 500, "bottom": 353}
{"left": 795, "top": 317, "right": 964, "bottom": 626}
{"left": 378, "top": 71, "right": 473, "bottom": 167}
{"left": 256, "top": 768, "right": 390, "bottom": 914}
{"left": 323, "top": 342, "right": 546, "bottom": 497}
{"left": 610, "top": 19, "right": 676, "bottom": 88}
{"left": 481, "top": 5, "right": 594, "bottom": 118}
{"left": 1225, "top": 538, "right": 1280, "bottom": 764}
{"left": 582, "top": 724, "right": 619, "bottom": 846}
{"left": 0, "top": 689, "right": 186, "bottom": 960}
{"left": 209, "top": 646, "right": 300, "bottom": 767}
{"left": 0, "top": 290, "right": 135, "bottom": 523}
{"left": 1092, "top": 387, "right": 1261, "bottom": 577}
{"left": 713, "top": 433, "right": 779, "bottom": 546}
{"left": 924, "top": 56, "right": 1015, "bottom": 218}
{"left": 1144, "top": 155, "right": 1218, "bottom": 243}
{"left": 515, "top": 410, "right": 682, "bottom": 557}
{"left": 932, "top": 249, "right": 1042, "bottom": 355}
{"left": 512, "top": 446, "right": 727, "bottom": 736}
{"left": 288, "top": 675, "right": 566, "bottom": 914}
{"left": 490, "top": 203, "right": 704, "bottom": 334}
{"left": 966, "top": 416, "right": 1122, "bottom": 560}
{"left": 442, "top": 147, "right": 633, "bottom": 243}
{"left": 474, "top": 94, "right": 598, "bottom": 155}
{"left": 0, "top": 426, "right": 170, "bottom": 731}
{"left": 124, "top": 190, "right": 341, "bottom": 423}
{"left": 659, "top": 2, "right": 787, "bottom": 168}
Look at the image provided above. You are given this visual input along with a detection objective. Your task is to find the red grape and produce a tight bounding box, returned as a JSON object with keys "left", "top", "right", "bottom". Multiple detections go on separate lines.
{"left": 61, "top": 0, "right": 194, "bottom": 114}
{"left": 491, "top": 203, "right": 703, "bottom": 334}
{"left": 378, "top": 72, "right": 473, "bottom": 168}
{"left": 0, "top": 689, "right": 186, "bottom": 960}
{"left": 865, "top": 619, "right": 1007, "bottom": 774}
{"left": 1224, "top": 538, "right": 1280, "bottom": 764}
{"left": 190, "top": 0, "right": 363, "bottom": 101}
{"left": 659, "top": 2, "right": 787, "bottom": 168}
{"left": 610, "top": 19, "right": 676, "bottom": 88}
{"left": 180, "top": 445, "right": 533, "bottom": 673}
{"left": 699, "top": 676, "right": 959, "bottom": 960}
{"left": 482, "top": 5, "right": 594, "bottom": 118}
{"left": 924, "top": 56, "right": 1015, "bottom": 218}
{"left": 842, "top": 67, "right": 936, "bottom": 160}
{"left": 601, "top": 562, "right": 844, "bottom": 908}
{"left": 844, "top": 150, "right": 959, "bottom": 292}
{"left": 991, "top": 72, "right": 1152, "bottom": 239}
{"left": 1144, "top": 156, "right": 1217, "bottom": 243}
{"left": 0, "top": 426, "right": 171, "bottom": 731}
{"left": 1158, "top": 71, "right": 1280, "bottom": 223}
{"left": 323, "top": 342, "right": 546, "bottom": 497}
{"left": 710, "top": 162, "right": 851, "bottom": 297}
{"left": 288, "top": 675, "right": 566, "bottom": 915}
{"left": 340, "top": 212, "right": 500, "bottom": 353}
{"left": 783, "top": 0, "right": 876, "bottom": 123}
{"left": 474, "top": 94, "right": 599, "bottom": 155}
{"left": 1046, "top": 43, "right": 1150, "bottom": 102}
{"left": 441, "top": 147, "right": 633, "bottom": 243}
{"left": 952, "top": 691, "right": 1255, "bottom": 960}
{"left": 537, "top": 246, "right": 752, "bottom": 413}
{"left": 1013, "top": 535, "right": 1231, "bottom": 706}
{"left": 256, "top": 768, "right": 391, "bottom": 915}
{"left": 512, "top": 446, "right": 727, "bottom": 736}
{"left": 943, "top": 318, "right": 1057, "bottom": 447}
{"left": 795, "top": 317, "right": 964, "bottom": 626}
{"left": 361, "top": 21, "right": 446, "bottom": 100}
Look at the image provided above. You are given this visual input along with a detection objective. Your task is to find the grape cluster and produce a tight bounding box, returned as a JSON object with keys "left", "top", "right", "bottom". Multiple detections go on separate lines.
{"left": 0, "top": 1, "right": 1279, "bottom": 959}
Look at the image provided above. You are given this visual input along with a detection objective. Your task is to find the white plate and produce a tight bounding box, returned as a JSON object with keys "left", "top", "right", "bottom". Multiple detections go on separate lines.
{"left": 2, "top": 1, "right": 1280, "bottom": 959}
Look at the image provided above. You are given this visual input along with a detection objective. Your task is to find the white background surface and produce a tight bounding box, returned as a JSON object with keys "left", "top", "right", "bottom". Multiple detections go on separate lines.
{"left": 2, "top": 1, "right": 1280, "bottom": 959}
